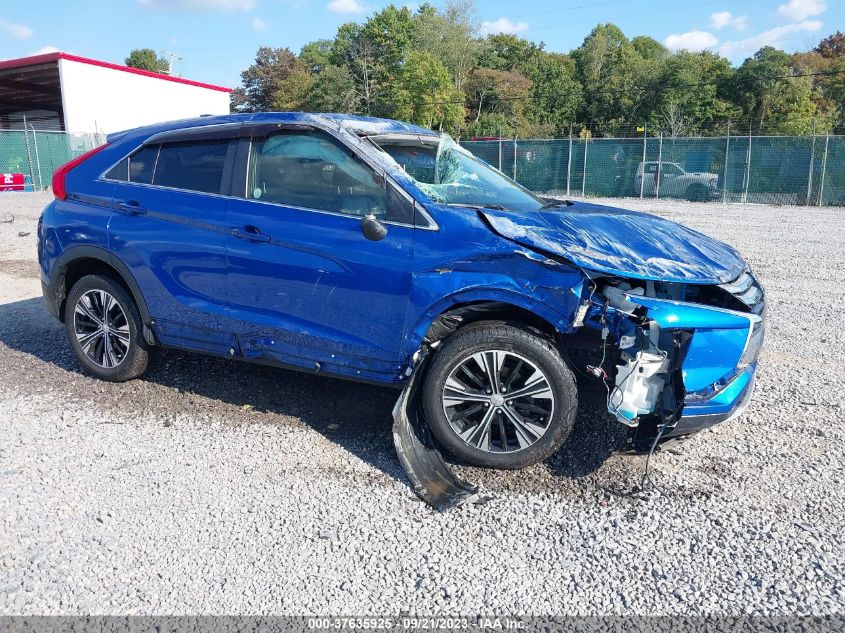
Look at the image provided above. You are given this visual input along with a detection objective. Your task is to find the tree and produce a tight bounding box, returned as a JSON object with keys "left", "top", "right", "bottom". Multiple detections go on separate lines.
{"left": 464, "top": 67, "right": 533, "bottom": 136}
{"left": 815, "top": 31, "right": 845, "bottom": 59}
{"left": 526, "top": 52, "right": 582, "bottom": 136}
{"left": 234, "top": 47, "right": 311, "bottom": 112}
{"left": 412, "top": 0, "right": 481, "bottom": 91}
{"left": 125, "top": 49, "right": 169, "bottom": 74}
{"left": 478, "top": 33, "right": 542, "bottom": 73}
{"left": 647, "top": 51, "right": 737, "bottom": 134}
{"left": 632, "top": 36, "right": 668, "bottom": 62}
{"left": 728, "top": 47, "right": 820, "bottom": 134}
{"left": 307, "top": 64, "right": 360, "bottom": 113}
{"left": 571, "top": 24, "right": 652, "bottom": 134}
{"left": 300, "top": 40, "right": 334, "bottom": 74}
{"left": 393, "top": 51, "right": 464, "bottom": 133}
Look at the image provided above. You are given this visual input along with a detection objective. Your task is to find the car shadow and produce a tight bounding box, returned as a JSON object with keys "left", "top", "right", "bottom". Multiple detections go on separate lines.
{"left": 0, "top": 296, "right": 624, "bottom": 497}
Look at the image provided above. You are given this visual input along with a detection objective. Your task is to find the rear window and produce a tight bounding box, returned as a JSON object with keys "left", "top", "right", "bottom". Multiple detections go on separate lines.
{"left": 104, "top": 139, "right": 230, "bottom": 195}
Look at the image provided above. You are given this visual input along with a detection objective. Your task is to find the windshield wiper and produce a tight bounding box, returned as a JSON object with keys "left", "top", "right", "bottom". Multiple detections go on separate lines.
{"left": 478, "top": 204, "right": 507, "bottom": 211}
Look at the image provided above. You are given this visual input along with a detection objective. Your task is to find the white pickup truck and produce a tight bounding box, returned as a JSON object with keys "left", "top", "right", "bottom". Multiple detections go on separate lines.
{"left": 635, "top": 161, "right": 720, "bottom": 201}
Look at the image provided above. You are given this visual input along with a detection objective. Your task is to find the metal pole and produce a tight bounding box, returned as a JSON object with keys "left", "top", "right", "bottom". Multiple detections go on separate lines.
{"left": 29, "top": 124, "right": 44, "bottom": 190}
{"left": 566, "top": 123, "right": 573, "bottom": 197}
{"left": 818, "top": 134, "right": 829, "bottom": 207}
{"left": 22, "top": 115, "right": 36, "bottom": 191}
{"left": 497, "top": 139, "right": 502, "bottom": 172}
{"left": 512, "top": 137, "right": 517, "bottom": 181}
{"left": 722, "top": 121, "right": 730, "bottom": 204}
{"left": 582, "top": 136, "right": 588, "bottom": 196}
{"left": 742, "top": 122, "right": 752, "bottom": 204}
{"left": 639, "top": 125, "right": 647, "bottom": 199}
{"left": 655, "top": 133, "right": 663, "bottom": 200}
{"left": 806, "top": 118, "right": 817, "bottom": 205}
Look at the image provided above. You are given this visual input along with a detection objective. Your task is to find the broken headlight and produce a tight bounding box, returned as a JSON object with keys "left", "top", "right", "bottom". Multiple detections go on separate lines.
{"left": 738, "top": 318, "right": 765, "bottom": 369}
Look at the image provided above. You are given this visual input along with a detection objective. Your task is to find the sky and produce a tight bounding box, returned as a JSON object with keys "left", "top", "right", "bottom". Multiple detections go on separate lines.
{"left": 1, "top": 0, "right": 841, "bottom": 89}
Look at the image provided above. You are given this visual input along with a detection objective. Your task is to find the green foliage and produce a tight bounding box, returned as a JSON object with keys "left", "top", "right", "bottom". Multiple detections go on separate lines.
{"left": 232, "top": 7, "right": 845, "bottom": 137}
{"left": 393, "top": 51, "right": 464, "bottom": 133}
{"left": 125, "top": 49, "right": 169, "bottom": 73}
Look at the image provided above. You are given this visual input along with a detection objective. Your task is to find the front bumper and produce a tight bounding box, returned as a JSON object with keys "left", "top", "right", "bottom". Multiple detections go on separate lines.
{"left": 666, "top": 361, "right": 757, "bottom": 437}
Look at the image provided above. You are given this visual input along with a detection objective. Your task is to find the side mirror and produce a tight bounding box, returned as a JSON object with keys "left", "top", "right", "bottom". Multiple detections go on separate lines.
{"left": 361, "top": 214, "right": 388, "bottom": 241}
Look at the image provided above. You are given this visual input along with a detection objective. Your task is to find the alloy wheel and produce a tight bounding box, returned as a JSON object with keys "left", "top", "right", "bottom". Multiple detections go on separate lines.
{"left": 441, "top": 350, "right": 555, "bottom": 453}
{"left": 73, "top": 289, "right": 131, "bottom": 369}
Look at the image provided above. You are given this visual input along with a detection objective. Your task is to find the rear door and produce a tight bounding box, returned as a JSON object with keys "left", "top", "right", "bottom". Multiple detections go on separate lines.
{"left": 224, "top": 126, "right": 417, "bottom": 380}
{"left": 106, "top": 132, "right": 239, "bottom": 354}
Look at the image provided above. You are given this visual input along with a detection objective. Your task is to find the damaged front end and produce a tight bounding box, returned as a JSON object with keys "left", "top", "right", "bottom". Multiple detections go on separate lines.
{"left": 577, "top": 270, "right": 765, "bottom": 450}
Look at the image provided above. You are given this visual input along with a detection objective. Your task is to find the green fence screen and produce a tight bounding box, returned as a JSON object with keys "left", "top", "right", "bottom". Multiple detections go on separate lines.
{"left": 462, "top": 135, "right": 845, "bottom": 206}
{"left": 2, "top": 129, "right": 843, "bottom": 206}
{"left": 0, "top": 130, "right": 105, "bottom": 190}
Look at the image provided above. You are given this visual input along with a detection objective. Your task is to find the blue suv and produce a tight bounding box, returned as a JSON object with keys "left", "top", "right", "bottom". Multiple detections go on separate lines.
{"left": 38, "top": 112, "right": 764, "bottom": 472}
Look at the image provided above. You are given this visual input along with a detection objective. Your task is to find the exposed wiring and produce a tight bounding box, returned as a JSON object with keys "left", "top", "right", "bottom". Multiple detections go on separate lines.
{"left": 641, "top": 424, "right": 668, "bottom": 496}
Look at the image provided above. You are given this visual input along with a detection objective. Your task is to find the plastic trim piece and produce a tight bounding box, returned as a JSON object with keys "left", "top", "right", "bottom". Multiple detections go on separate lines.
{"left": 391, "top": 347, "right": 485, "bottom": 511}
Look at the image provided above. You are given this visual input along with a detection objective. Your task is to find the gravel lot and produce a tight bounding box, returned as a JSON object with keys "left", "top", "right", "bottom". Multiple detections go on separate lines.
{"left": 1, "top": 192, "right": 844, "bottom": 616}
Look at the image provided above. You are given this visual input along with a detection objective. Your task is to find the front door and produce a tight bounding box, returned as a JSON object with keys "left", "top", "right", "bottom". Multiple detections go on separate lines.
{"left": 224, "top": 128, "right": 417, "bottom": 381}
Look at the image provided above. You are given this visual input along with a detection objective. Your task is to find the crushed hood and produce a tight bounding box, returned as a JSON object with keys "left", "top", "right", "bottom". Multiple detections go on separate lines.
{"left": 480, "top": 201, "right": 745, "bottom": 284}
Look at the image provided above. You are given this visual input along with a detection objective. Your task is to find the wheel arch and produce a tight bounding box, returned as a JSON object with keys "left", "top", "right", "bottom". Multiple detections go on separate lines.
{"left": 49, "top": 246, "right": 152, "bottom": 329}
{"left": 407, "top": 289, "right": 567, "bottom": 354}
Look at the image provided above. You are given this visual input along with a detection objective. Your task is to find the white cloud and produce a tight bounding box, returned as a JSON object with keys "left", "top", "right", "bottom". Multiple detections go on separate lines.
{"left": 137, "top": 0, "right": 255, "bottom": 11}
{"left": 327, "top": 0, "right": 367, "bottom": 13}
{"left": 479, "top": 17, "right": 529, "bottom": 37}
{"left": 776, "top": 0, "right": 826, "bottom": 21}
{"left": 251, "top": 16, "right": 267, "bottom": 30}
{"left": 0, "top": 17, "right": 33, "bottom": 39}
{"left": 663, "top": 30, "right": 719, "bottom": 51}
{"left": 710, "top": 11, "right": 748, "bottom": 31}
{"left": 31, "top": 45, "right": 61, "bottom": 55}
{"left": 719, "top": 20, "right": 823, "bottom": 58}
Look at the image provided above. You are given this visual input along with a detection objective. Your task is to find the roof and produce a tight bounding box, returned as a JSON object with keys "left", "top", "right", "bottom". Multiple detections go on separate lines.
{"left": 107, "top": 112, "right": 440, "bottom": 143}
{"left": 0, "top": 52, "right": 230, "bottom": 93}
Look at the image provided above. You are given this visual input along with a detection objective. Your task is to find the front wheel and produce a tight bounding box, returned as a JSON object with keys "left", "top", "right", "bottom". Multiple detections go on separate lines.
{"left": 64, "top": 274, "right": 159, "bottom": 382}
{"left": 422, "top": 321, "right": 578, "bottom": 469}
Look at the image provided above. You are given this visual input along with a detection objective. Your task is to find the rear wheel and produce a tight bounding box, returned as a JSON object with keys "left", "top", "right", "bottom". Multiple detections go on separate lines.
{"left": 422, "top": 321, "right": 578, "bottom": 469}
{"left": 685, "top": 184, "right": 709, "bottom": 201}
{"left": 64, "top": 274, "right": 158, "bottom": 382}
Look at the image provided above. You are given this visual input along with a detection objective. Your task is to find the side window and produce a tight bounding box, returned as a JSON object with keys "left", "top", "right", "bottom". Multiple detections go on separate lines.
{"left": 105, "top": 145, "right": 158, "bottom": 184}
{"left": 247, "top": 131, "right": 388, "bottom": 219}
{"left": 153, "top": 140, "right": 229, "bottom": 194}
{"left": 104, "top": 139, "right": 229, "bottom": 194}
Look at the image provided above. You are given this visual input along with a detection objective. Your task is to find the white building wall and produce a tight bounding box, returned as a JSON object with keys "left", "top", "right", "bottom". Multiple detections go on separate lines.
{"left": 58, "top": 58, "right": 230, "bottom": 134}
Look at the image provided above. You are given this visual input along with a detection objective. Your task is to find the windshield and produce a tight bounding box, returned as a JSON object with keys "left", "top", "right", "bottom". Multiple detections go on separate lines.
{"left": 374, "top": 135, "right": 545, "bottom": 212}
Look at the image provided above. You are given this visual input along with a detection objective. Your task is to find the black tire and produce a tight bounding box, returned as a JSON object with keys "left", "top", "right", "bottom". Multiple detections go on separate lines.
{"left": 64, "top": 274, "right": 159, "bottom": 382}
{"left": 685, "top": 184, "right": 709, "bottom": 201}
{"left": 422, "top": 321, "right": 578, "bottom": 469}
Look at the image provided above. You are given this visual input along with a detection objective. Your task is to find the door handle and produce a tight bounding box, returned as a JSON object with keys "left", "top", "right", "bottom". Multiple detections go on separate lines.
{"left": 231, "top": 225, "right": 271, "bottom": 243}
{"left": 117, "top": 200, "right": 147, "bottom": 215}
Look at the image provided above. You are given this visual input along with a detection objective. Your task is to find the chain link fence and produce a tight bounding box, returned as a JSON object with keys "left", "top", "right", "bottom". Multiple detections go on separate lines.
{"left": 3, "top": 129, "right": 843, "bottom": 206}
{"left": 462, "top": 135, "right": 845, "bottom": 206}
{"left": 0, "top": 130, "right": 106, "bottom": 191}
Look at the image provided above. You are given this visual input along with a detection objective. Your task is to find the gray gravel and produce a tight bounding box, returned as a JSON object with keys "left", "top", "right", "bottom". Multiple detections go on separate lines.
{"left": 1, "top": 192, "right": 844, "bottom": 616}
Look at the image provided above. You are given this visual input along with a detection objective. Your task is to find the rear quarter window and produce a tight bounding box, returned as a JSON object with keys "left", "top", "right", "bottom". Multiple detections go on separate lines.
{"left": 104, "top": 139, "right": 230, "bottom": 195}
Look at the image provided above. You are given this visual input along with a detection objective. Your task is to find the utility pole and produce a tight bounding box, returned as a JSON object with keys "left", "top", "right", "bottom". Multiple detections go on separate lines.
{"left": 159, "top": 50, "right": 182, "bottom": 76}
